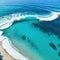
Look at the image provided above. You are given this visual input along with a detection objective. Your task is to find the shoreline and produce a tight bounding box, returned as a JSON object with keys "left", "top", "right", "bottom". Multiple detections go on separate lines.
{"left": 0, "top": 41, "right": 15, "bottom": 60}
{"left": 2, "top": 38, "right": 29, "bottom": 60}
{"left": 0, "top": 34, "right": 28, "bottom": 60}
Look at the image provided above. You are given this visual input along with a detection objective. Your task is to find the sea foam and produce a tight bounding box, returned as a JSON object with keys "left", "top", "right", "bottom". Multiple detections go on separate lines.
{"left": 0, "top": 11, "right": 59, "bottom": 30}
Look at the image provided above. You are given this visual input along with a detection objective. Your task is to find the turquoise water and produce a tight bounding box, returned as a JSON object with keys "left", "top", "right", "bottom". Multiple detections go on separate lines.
{"left": 0, "top": 5, "right": 60, "bottom": 60}
{"left": 3, "top": 17, "right": 60, "bottom": 60}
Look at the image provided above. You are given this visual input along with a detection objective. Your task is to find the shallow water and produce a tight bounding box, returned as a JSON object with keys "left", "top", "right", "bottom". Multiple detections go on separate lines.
{"left": 2, "top": 17, "right": 60, "bottom": 60}
{"left": 0, "top": 5, "right": 60, "bottom": 60}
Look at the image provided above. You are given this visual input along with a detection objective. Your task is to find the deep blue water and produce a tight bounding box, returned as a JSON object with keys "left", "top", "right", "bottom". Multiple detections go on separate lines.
{"left": 0, "top": 4, "right": 60, "bottom": 17}
{"left": 0, "top": 5, "right": 52, "bottom": 17}
{"left": 0, "top": 5, "right": 60, "bottom": 60}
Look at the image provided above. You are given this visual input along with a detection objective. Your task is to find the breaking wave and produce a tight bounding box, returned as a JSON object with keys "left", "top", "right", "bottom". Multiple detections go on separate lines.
{"left": 0, "top": 11, "right": 60, "bottom": 30}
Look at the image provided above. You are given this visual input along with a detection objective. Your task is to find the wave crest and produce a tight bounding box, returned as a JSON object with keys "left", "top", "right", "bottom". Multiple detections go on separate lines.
{"left": 0, "top": 12, "right": 59, "bottom": 30}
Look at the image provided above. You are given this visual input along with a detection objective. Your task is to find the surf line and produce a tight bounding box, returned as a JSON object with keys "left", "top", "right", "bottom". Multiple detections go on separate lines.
{"left": 36, "top": 12, "right": 58, "bottom": 21}
{"left": 0, "top": 12, "right": 59, "bottom": 30}
{"left": 2, "top": 37, "right": 29, "bottom": 60}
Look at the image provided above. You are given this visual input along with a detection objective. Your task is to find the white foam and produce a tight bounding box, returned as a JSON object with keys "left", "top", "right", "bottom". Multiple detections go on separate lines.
{"left": 2, "top": 37, "right": 29, "bottom": 60}
{"left": 0, "top": 20, "right": 14, "bottom": 30}
{"left": 54, "top": 12, "right": 60, "bottom": 15}
{"left": 36, "top": 12, "right": 58, "bottom": 21}
{"left": 0, "top": 31, "right": 29, "bottom": 60}
{"left": 0, "top": 31, "right": 3, "bottom": 36}
{"left": 0, "top": 35, "right": 6, "bottom": 41}
{"left": 0, "top": 13, "right": 26, "bottom": 30}
{"left": 0, "top": 12, "right": 59, "bottom": 30}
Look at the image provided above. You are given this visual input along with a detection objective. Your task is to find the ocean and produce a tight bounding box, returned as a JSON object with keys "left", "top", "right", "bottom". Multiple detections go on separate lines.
{"left": 0, "top": 5, "right": 60, "bottom": 60}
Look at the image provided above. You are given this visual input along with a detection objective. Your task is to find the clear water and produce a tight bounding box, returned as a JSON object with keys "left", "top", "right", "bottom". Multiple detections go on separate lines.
{"left": 0, "top": 5, "right": 60, "bottom": 60}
